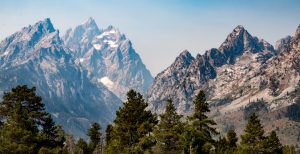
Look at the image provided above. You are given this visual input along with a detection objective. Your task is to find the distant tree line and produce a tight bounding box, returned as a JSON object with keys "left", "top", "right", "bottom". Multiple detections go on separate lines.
{"left": 0, "top": 85, "right": 299, "bottom": 154}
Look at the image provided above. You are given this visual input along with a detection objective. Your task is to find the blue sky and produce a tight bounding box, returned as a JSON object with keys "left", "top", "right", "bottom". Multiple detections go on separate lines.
{"left": 0, "top": 0, "right": 300, "bottom": 75}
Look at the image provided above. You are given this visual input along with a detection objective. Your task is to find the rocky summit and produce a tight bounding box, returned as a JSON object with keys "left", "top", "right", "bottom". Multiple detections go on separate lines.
{"left": 63, "top": 18, "right": 153, "bottom": 100}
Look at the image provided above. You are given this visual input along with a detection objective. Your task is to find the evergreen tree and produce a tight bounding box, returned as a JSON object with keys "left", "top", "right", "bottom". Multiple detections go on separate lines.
{"left": 153, "top": 100, "right": 184, "bottom": 154}
{"left": 42, "top": 115, "right": 56, "bottom": 139}
{"left": 226, "top": 129, "right": 238, "bottom": 149}
{"left": 63, "top": 135, "right": 77, "bottom": 154}
{"left": 39, "top": 114, "right": 60, "bottom": 148}
{"left": 106, "top": 90, "right": 158, "bottom": 153}
{"left": 264, "top": 131, "right": 282, "bottom": 154}
{"left": 76, "top": 138, "right": 88, "bottom": 154}
{"left": 105, "top": 124, "right": 114, "bottom": 145}
{"left": 0, "top": 85, "right": 65, "bottom": 153}
{"left": 0, "top": 85, "right": 47, "bottom": 125}
{"left": 214, "top": 137, "right": 228, "bottom": 154}
{"left": 214, "top": 129, "right": 238, "bottom": 154}
{"left": 53, "top": 125, "right": 66, "bottom": 149}
{"left": 0, "top": 102, "right": 37, "bottom": 153}
{"left": 240, "top": 112, "right": 265, "bottom": 154}
{"left": 183, "top": 90, "right": 218, "bottom": 154}
{"left": 87, "top": 122, "right": 102, "bottom": 153}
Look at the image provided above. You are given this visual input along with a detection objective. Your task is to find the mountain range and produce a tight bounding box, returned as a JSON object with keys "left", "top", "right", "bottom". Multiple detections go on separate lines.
{"left": 0, "top": 18, "right": 152, "bottom": 138}
{"left": 148, "top": 24, "right": 300, "bottom": 146}
{"left": 1, "top": 17, "right": 300, "bottom": 145}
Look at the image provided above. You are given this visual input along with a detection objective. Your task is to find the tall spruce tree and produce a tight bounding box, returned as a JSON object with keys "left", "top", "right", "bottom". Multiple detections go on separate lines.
{"left": 240, "top": 112, "right": 265, "bottom": 154}
{"left": 105, "top": 124, "right": 114, "bottom": 145}
{"left": 226, "top": 129, "right": 238, "bottom": 149}
{"left": 87, "top": 122, "right": 102, "bottom": 153}
{"left": 264, "top": 131, "right": 282, "bottom": 154}
{"left": 183, "top": 90, "right": 218, "bottom": 154}
{"left": 153, "top": 100, "right": 184, "bottom": 154}
{"left": 76, "top": 138, "right": 88, "bottom": 154}
{"left": 214, "top": 129, "right": 238, "bottom": 154}
{"left": 106, "top": 90, "right": 157, "bottom": 153}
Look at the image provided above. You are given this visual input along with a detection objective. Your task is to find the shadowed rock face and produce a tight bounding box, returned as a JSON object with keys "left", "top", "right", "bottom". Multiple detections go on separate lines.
{"left": 63, "top": 18, "right": 153, "bottom": 100}
{"left": 0, "top": 18, "right": 122, "bottom": 139}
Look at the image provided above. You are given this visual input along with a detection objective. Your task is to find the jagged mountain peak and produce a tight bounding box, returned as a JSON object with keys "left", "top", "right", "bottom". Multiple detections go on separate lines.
{"left": 82, "top": 17, "right": 99, "bottom": 30}
{"left": 215, "top": 25, "right": 275, "bottom": 64}
{"left": 0, "top": 18, "right": 62, "bottom": 60}
{"left": 233, "top": 25, "right": 245, "bottom": 32}
{"left": 96, "top": 25, "right": 124, "bottom": 41}
{"left": 230, "top": 25, "right": 246, "bottom": 38}
{"left": 220, "top": 25, "right": 249, "bottom": 48}
{"left": 106, "top": 25, "right": 117, "bottom": 31}
{"left": 74, "top": 17, "right": 100, "bottom": 36}
{"left": 86, "top": 17, "right": 96, "bottom": 24}
{"left": 31, "top": 18, "right": 55, "bottom": 34}
{"left": 179, "top": 50, "right": 192, "bottom": 57}
{"left": 63, "top": 18, "right": 101, "bottom": 56}
{"left": 20, "top": 18, "right": 56, "bottom": 41}
{"left": 173, "top": 50, "right": 195, "bottom": 68}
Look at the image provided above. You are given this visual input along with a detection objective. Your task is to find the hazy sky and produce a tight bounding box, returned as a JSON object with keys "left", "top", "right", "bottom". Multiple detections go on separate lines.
{"left": 0, "top": 0, "right": 300, "bottom": 75}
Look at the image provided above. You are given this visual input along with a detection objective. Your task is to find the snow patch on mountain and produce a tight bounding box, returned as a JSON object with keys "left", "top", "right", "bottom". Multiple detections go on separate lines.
{"left": 93, "top": 44, "right": 102, "bottom": 50}
{"left": 99, "top": 77, "right": 114, "bottom": 89}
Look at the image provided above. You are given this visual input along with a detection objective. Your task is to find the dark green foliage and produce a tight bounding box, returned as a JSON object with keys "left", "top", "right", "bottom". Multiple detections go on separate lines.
{"left": 0, "top": 85, "right": 47, "bottom": 125}
{"left": 1, "top": 86, "right": 292, "bottom": 153}
{"left": 76, "top": 138, "right": 88, "bottom": 153}
{"left": 243, "top": 99, "right": 268, "bottom": 120}
{"left": 40, "top": 115, "right": 65, "bottom": 149}
{"left": 153, "top": 100, "right": 184, "bottom": 154}
{"left": 183, "top": 90, "right": 218, "bottom": 154}
{"left": 214, "top": 129, "right": 238, "bottom": 154}
{"left": 240, "top": 113, "right": 265, "bottom": 153}
{"left": 42, "top": 115, "right": 56, "bottom": 138}
{"left": 87, "top": 122, "right": 102, "bottom": 153}
{"left": 286, "top": 101, "right": 300, "bottom": 122}
{"left": 239, "top": 113, "right": 283, "bottom": 154}
{"left": 215, "top": 137, "right": 228, "bottom": 154}
{"left": 264, "top": 131, "right": 283, "bottom": 154}
{"left": 105, "top": 89, "right": 158, "bottom": 153}
{"left": 269, "top": 76, "right": 280, "bottom": 96}
{"left": 0, "top": 85, "right": 65, "bottom": 153}
{"left": 226, "top": 129, "right": 238, "bottom": 148}
{"left": 105, "top": 124, "right": 113, "bottom": 145}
